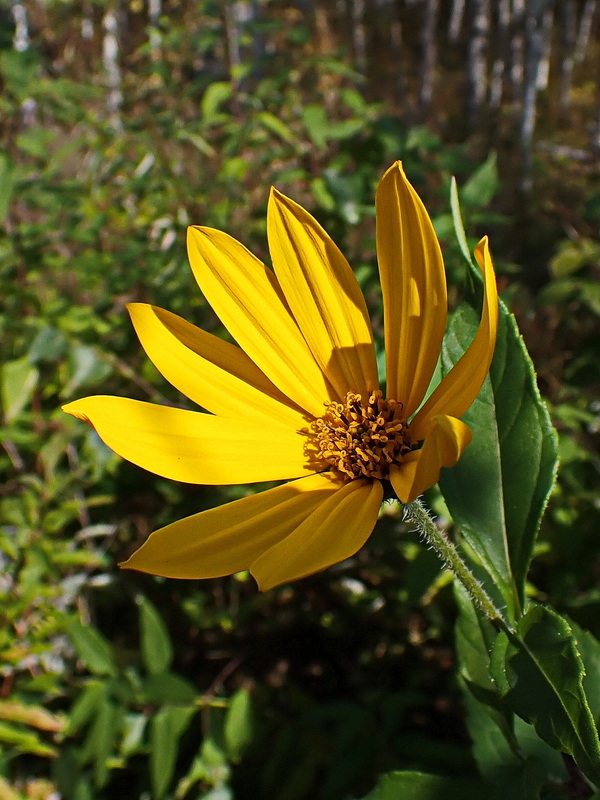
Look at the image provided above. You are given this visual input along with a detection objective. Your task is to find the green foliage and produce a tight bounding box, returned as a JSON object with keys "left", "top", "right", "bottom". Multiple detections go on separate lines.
{"left": 2, "top": 2, "right": 600, "bottom": 799}
{"left": 439, "top": 190, "right": 558, "bottom": 619}
{"left": 359, "top": 770, "right": 486, "bottom": 799}
{"left": 492, "top": 606, "right": 600, "bottom": 787}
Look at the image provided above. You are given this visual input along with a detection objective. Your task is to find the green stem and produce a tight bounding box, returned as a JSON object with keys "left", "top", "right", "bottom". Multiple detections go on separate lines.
{"left": 404, "top": 499, "right": 513, "bottom": 634}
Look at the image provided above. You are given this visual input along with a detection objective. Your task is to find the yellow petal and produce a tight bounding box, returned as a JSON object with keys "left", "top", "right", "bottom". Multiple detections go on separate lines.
{"left": 267, "top": 188, "right": 379, "bottom": 399}
{"left": 390, "top": 414, "right": 472, "bottom": 503}
{"left": 128, "top": 303, "right": 307, "bottom": 430}
{"left": 411, "top": 237, "right": 498, "bottom": 439}
{"left": 187, "top": 226, "right": 334, "bottom": 417}
{"left": 376, "top": 162, "right": 447, "bottom": 416}
{"left": 250, "top": 478, "right": 383, "bottom": 590}
{"left": 120, "top": 473, "right": 341, "bottom": 579}
{"left": 62, "top": 396, "right": 314, "bottom": 484}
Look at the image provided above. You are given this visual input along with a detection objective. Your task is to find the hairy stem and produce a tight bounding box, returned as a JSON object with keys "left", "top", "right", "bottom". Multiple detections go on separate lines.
{"left": 404, "top": 498, "right": 513, "bottom": 633}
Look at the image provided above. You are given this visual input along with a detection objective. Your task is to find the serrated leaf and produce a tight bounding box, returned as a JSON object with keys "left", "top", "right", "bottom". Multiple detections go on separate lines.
{"left": 570, "top": 622, "right": 600, "bottom": 724}
{"left": 137, "top": 595, "right": 173, "bottom": 676}
{"left": 359, "top": 770, "right": 486, "bottom": 799}
{"left": 68, "top": 621, "right": 117, "bottom": 677}
{"left": 442, "top": 189, "right": 558, "bottom": 618}
{"left": 439, "top": 299, "right": 558, "bottom": 618}
{"left": 491, "top": 605, "right": 600, "bottom": 787}
{"left": 224, "top": 688, "right": 253, "bottom": 762}
{"left": 454, "top": 584, "right": 515, "bottom": 742}
{"left": 150, "top": 706, "right": 196, "bottom": 800}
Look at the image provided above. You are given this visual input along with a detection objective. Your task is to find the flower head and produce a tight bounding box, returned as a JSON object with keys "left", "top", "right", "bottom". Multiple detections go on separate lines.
{"left": 63, "top": 162, "right": 498, "bottom": 590}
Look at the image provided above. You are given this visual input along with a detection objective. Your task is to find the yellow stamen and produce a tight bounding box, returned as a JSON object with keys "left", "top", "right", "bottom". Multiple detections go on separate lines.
{"left": 311, "top": 391, "right": 414, "bottom": 480}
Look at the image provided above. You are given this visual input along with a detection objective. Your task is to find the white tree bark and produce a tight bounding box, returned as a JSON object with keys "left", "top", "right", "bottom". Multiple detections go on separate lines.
{"left": 575, "top": 0, "right": 596, "bottom": 64}
{"left": 490, "top": 0, "right": 511, "bottom": 109}
{"left": 448, "top": 0, "right": 466, "bottom": 42}
{"left": 418, "top": 0, "right": 440, "bottom": 109}
{"left": 466, "top": 0, "right": 490, "bottom": 121}
{"left": 102, "top": 6, "right": 123, "bottom": 129}
{"left": 11, "top": 0, "right": 29, "bottom": 52}
{"left": 351, "top": 0, "right": 367, "bottom": 73}
{"left": 559, "top": 0, "right": 576, "bottom": 112}
{"left": 11, "top": 1, "right": 37, "bottom": 125}
{"left": 148, "top": 0, "right": 162, "bottom": 56}
{"left": 509, "top": 0, "right": 526, "bottom": 107}
{"left": 520, "top": 0, "right": 548, "bottom": 190}
{"left": 535, "top": 2, "right": 553, "bottom": 91}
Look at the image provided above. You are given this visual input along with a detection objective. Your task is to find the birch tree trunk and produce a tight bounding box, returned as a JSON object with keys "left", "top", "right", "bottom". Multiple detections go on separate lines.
{"left": 490, "top": 0, "right": 511, "bottom": 110}
{"left": 418, "top": 0, "right": 440, "bottom": 110}
{"left": 102, "top": 4, "right": 123, "bottom": 130}
{"left": 520, "top": 0, "right": 547, "bottom": 191}
{"left": 448, "top": 0, "right": 466, "bottom": 43}
{"left": 11, "top": 0, "right": 37, "bottom": 126}
{"left": 535, "top": 1, "right": 553, "bottom": 91}
{"left": 509, "top": 0, "right": 526, "bottom": 108}
{"left": 575, "top": 0, "right": 596, "bottom": 63}
{"left": 148, "top": 0, "right": 162, "bottom": 59}
{"left": 466, "top": 0, "right": 490, "bottom": 122}
{"left": 559, "top": 0, "right": 576, "bottom": 113}
{"left": 351, "top": 0, "right": 367, "bottom": 73}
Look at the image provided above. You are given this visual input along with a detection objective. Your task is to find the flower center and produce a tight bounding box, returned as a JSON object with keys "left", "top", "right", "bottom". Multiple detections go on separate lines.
{"left": 311, "top": 390, "right": 414, "bottom": 481}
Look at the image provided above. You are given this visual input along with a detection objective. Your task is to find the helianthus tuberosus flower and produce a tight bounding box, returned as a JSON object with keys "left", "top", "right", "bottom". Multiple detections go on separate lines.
{"left": 63, "top": 162, "right": 498, "bottom": 590}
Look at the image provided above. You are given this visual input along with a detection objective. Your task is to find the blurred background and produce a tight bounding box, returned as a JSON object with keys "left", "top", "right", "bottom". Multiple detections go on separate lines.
{"left": 1, "top": 2, "right": 600, "bottom": 799}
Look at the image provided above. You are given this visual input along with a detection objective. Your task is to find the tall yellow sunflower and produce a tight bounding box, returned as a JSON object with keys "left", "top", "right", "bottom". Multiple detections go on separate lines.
{"left": 63, "top": 162, "right": 498, "bottom": 590}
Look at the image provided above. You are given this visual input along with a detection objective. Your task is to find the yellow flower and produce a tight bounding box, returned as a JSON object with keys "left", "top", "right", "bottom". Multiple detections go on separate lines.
{"left": 63, "top": 162, "right": 498, "bottom": 590}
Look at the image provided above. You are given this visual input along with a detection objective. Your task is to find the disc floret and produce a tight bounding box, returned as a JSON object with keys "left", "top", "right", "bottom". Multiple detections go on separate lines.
{"left": 311, "top": 390, "right": 414, "bottom": 480}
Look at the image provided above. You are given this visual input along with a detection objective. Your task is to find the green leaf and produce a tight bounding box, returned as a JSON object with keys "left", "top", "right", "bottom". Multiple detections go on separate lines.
{"left": 0, "top": 720, "right": 57, "bottom": 757}
{"left": 464, "top": 691, "right": 567, "bottom": 800}
{"left": 491, "top": 605, "right": 600, "bottom": 787}
{"left": 570, "top": 622, "right": 600, "bottom": 724}
{"left": 61, "top": 344, "right": 112, "bottom": 398}
{"left": 201, "top": 82, "right": 231, "bottom": 122}
{"left": 1, "top": 356, "right": 39, "bottom": 422}
{"left": 454, "top": 584, "right": 514, "bottom": 742}
{"left": 359, "top": 770, "right": 486, "bottom": 800}
{"left": 442, "top": 189, "right": 558, "bottom": 618}
{"left": 460, "top": 152, "right": 499, "bottom": 208}
{"left": 302, "top": 104, "right": 328, "bottom": 150}
{"left": 450, "top": 177, "right": 474, "bottom": 266}
{"left": 78, "top": 699, "right": 122, "bottom": 788}
{"left": 150, "top": 706, "right": 196, "bottom": 800}
{"left": 137, "top": 595, "right": 173, "bottom": 676}
{"left": 141, "top": 673, "right": 198, "bottom": 705}
{"left": 439, "top": 299, "right": 558, "bottom": 618}
{"left": 256, "top": 111, "right": 296, "bottom": 145}
{"left": 0, "top": 153, "right": 15, "bottom": 223}
{"left": 456, "top": 586, "right": 567, "bottom": 798}
{"left": 66, "top": 682, "right": 107, "bottom": 734}
{"left": 68, "top": 621, "right": 117, "bottom": 677}
{"left": 224, "top": 688, "right": 253, "bottom": 762}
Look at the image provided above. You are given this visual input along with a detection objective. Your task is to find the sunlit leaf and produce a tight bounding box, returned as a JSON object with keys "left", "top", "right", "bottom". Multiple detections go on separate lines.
{"left": 491, "top": 605, "right": 600, "bottom": 787}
